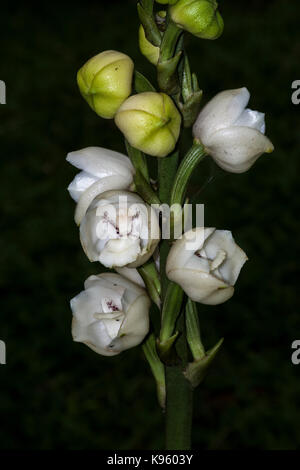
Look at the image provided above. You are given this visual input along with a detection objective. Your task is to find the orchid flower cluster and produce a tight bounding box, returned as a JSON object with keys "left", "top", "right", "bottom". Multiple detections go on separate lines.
{"left": 67, "top": 0, "right": 273, "bottom": 446}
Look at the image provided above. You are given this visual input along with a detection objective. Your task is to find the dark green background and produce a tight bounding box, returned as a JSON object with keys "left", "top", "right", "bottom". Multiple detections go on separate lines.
{"left": 1, "top": 0, "right": 300, "bottom": 449}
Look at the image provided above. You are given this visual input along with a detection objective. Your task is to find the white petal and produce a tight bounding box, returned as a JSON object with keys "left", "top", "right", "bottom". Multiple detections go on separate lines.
{"left": 115, "top": 267, "right": 145, "bottom": 287}
{"left": 193, "top": 88, "right": 250, "bottom": 144}
{"left": 114, "top": 295, "right": 150, "bottom": 351}
{"left": 166, "top": 227, "right": 215, "bottom": 274}
{"left": 99, "top": 238, "right": 141, "bottom": 268}
{"left": 167, "top": 268, "right": 228, "bottom": 303}
{"left": 206, "top": 126, "right": 274, "bottom": 173}
{"left": 101, "top": 318, "right": 122, "bottom": 340}
{"left": 86, "top": 272, "right": 146, "bottom": 298}
{"left": 67, "top": 171, "right": 98, "bottom": 202}
{"left": 66, "top": 146, "right": 134, "bottom": 177}
{"left": 74, "top": 174, "right": 133, "bottom": 225}
{"left": 206, "top": 230, "right": 248, "bottom": 285}
{"left": 85, "top": 321, "right": 119, "bottom": 356}
{"left": 200, "top": 286, "right": 234, "bottom": 305}
{"left": 234, "top": 108, "right": 266, "bottom": 133}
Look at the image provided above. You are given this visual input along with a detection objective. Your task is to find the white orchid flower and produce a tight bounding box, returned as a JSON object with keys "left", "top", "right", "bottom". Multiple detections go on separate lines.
{"left": 71, "top": 273, "right": 150, "bottom": 356}
{"left": 193, "top": 87, "right": 274, "bottom": 173}
{"left": 80, "top": 190, "right": 160, "bottom": 268}
{"left": 166, "top": 227, "right": 248, "bottom": 305}
{"left": 66, "top": 146, "right": 135, "bottom": 225}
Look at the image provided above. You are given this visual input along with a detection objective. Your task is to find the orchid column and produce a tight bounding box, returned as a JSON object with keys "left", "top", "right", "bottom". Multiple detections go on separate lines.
{"left": 67, "top": 0, "right": 273, "bottom": 450}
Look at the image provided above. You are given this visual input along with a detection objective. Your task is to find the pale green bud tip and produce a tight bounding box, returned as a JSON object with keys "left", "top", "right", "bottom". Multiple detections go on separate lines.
{"left": 138, "top": 25, "right": 160, "bottom": 65}
{"left": 77, "top": 50, "right": 134, "bottom": 119}
{"left": 115, "top": 92, "right": 182, "bottom": 158}
{"left": 170, "top": 0, "right": 224, "bottom": 40}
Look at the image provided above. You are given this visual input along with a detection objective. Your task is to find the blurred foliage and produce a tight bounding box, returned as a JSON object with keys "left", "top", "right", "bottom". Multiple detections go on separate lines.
{"left": 0, "top": 0, "right": 300, "bottom": 450}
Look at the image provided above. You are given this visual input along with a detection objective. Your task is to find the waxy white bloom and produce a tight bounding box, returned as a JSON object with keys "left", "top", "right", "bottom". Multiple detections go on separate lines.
{"left": 193, "top": 87, "right": 274, "bottom": 173}
{"left": 66, "top": 147, "right": 135, "bottom": 225}
{"left": 166, "top": 227, "right": 248, "bottom": 305}
{"left": 71, "top": 273, "right": 150, "bottom": 356}
{"left": 80, "top": 190, "right": 160, "bottom": 268}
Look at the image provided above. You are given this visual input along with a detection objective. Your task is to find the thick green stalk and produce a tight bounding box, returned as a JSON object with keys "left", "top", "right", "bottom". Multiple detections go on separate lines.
{"left": 165, "top": 365, "right": 193, "bottom": 450}
{"left": 155, "top": 17, "right": 204, "bottom": 451}
{"left": 165, "top": 311, "right": 193, "bottom": 449}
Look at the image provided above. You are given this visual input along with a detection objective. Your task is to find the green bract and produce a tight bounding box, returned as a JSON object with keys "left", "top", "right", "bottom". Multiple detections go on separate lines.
{"left": 77, "top": 50, "right": 134, "bottom": 119}
{"left": 170, "top": 0, "right": 224, "bottom": 40}
{"left": 139, "top": 25, "right": 160, "bottom": 65}
{"left": 115, "top": 92, "right": 181, "bottom": 158}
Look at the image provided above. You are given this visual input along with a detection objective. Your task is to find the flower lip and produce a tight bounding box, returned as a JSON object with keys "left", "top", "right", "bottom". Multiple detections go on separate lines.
{"left": 79, "top": 190, "right": 160, "bottom": 268}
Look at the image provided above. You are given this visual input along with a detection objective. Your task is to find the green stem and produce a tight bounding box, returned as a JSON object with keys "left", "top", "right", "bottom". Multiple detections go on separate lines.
{"left": 165, "top": 365, "right": 193, "bottom": 450}
{"left": 157, "top": 14, "right": 182, "bottom": 95}
{"left": 125, "top": 140, "right": 150, "bottom": 183}
{"left": 158, "top": 151, "right": 179, "bottom": 204}
{"left": 137, "top": 2, "right": 161, "bottom": 47}
{"left": 170, "top": 141, "right": 207, "bottom": 207}
{"left": 158, "top": 150, "right": 179, "bottom": 300}
{"left": 133, "top": 169, "right": 161, "bottom": 205}
{"left": 165, "top": 305, "right": 193, "bottom": 449}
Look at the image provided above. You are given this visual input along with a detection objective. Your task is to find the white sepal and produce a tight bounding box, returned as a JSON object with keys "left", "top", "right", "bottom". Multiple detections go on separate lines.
{"left": 66, "top": 147, "right": 135, "bottom": 223}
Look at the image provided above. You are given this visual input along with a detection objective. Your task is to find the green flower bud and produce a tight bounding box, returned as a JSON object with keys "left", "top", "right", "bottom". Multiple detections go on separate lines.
{"left": 77, "top": 50, "right": 134, "bottom": 119}
{"left": 170, "top": 0, "right": 224, "bottom": 40}
{"left": 139, "top": 25, "right": 160, "bottom": 65}
{"left": 115, "top": 92, "right": 181, "bottom": 158}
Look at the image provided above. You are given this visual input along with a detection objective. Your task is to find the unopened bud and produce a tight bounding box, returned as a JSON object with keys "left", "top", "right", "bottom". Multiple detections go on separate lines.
{"left": 77, "top": 50, "right": 134, "bottom": 119}
{"left": 170, "top": 0, "right": 224, "bottom": 40}
{"left": 115, "top": 92, "right": 181, "bottom": 158}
